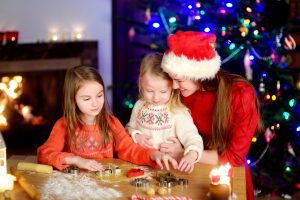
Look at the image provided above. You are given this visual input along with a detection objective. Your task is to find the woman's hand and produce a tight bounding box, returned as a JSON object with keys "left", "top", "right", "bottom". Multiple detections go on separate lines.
{"left": 150, "top": 151, "right": 178, "bottom": 171}
{"left": 135, "top": 134, "right": 154, "bottom": 148}
{"left": 178, "top": 150, "right": 198, "bottom": 174}
{"left": 63, "top": 156, "right": 105, "bottom": 171}
{"left": 159, "top": 136, "right": 184, "bottom": 160}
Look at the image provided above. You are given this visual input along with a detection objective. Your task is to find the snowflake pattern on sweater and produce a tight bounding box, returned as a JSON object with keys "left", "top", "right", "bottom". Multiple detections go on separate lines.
{"left": 137, "top": 106, "right": 171, "bottom": 130}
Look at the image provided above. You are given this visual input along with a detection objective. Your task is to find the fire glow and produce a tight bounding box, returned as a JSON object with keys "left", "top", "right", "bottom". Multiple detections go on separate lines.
{"left": 0, "top": 75, "right": 39, "bottom": 128}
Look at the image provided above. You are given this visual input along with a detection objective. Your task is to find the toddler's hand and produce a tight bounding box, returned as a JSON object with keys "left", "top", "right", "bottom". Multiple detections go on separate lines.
{"left": 135, "top": 134, "right": 154, "bottom": 148}
{"left": 150, "top": 151, "right": 178, "bottom": 171}
{"left": 178, "top": 150, "right": 198, "bottom": 174}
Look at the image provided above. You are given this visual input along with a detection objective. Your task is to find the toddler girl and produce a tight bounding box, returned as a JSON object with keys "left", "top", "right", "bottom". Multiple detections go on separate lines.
{"left": 126, "top": 53, "right": 203, "bottom": 173}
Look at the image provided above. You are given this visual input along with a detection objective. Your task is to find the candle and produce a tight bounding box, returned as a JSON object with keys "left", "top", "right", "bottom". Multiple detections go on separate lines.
{"left": 0, "top": 174, "right": 16, "bottom": 192}
{"left": 5, "top": 31, "right": 19, "bottom": 45}
{"left": 209, "top": 163, "right": 232, "bottom": 200}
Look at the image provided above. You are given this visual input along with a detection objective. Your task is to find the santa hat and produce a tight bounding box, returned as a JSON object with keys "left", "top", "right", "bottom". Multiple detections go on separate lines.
{"left": 161, "top": 31, "right": 221, "bottom": 80}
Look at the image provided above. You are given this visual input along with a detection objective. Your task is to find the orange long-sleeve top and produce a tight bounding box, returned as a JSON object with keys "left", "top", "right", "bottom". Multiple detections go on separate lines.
{"left": 37, "top": 116, "right": 157, "bottom": 170}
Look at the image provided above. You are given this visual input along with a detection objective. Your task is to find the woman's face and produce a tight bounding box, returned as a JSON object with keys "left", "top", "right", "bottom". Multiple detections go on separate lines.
{"left": 168, "top": 73, "right": 200, "bottom": 97}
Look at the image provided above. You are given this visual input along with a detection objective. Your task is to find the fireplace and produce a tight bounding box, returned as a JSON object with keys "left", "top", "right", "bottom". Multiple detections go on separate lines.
{"left": 0, "top": 41, "right": 98, "bottom": 155}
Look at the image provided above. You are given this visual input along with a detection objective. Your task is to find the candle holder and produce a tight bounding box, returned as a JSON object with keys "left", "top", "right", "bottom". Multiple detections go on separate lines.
{"left": 209, "top": 181, "right": 231, "bottom": 200}
{"left": 5, "top": 31, "right": 19, "bottom": 45}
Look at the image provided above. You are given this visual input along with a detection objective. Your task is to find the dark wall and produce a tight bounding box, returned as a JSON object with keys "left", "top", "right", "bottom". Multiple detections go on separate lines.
{"left": 112, "top": 0, "right": 157, "bottom": 125}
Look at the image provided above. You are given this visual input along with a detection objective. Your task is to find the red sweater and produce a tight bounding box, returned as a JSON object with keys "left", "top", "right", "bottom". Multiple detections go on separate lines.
{"left": 37, "top": 116, "right": 156, "bottom": 170}
{"left": 182, "top": 82, "right": 258, "bottom": 200}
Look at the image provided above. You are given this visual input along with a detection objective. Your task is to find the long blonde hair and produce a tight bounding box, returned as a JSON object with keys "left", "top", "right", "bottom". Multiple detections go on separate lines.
{"left": 63, "top": 65, "right": 116, "bottom": 149}
{"left": 138, "top": 52, "right": 184, "bottom": 111}
{"left": 201, "top": 70, "right": 264, "bottom": 155}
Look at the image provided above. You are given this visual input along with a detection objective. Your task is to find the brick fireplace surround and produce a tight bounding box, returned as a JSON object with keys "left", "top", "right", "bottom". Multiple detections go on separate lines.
{"left": 0, "top": 41, "right": 98, "bottom": 156}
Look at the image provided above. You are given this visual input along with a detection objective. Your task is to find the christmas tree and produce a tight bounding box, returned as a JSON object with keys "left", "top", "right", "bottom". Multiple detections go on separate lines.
{"left": 114, "top": 0, "right": 300, "bottom": 197}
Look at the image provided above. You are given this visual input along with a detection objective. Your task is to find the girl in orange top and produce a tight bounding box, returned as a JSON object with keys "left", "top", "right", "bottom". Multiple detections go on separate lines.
{"left": 37, "top": 65, "right": 177, "bottom": 171}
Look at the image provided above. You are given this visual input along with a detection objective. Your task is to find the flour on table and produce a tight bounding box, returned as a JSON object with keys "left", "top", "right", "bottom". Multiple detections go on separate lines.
{"left": 38, "top": 171, "right": 122, "bottom": 200}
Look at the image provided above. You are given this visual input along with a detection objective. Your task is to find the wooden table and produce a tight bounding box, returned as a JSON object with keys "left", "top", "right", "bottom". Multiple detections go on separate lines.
{"left": 7, "top": 155, "right": 246, "bottom": 200}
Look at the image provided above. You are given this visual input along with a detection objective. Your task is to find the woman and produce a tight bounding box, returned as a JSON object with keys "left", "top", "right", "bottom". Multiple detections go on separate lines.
{"left": 159, "top": 30, "right": 264, "bottom": 200}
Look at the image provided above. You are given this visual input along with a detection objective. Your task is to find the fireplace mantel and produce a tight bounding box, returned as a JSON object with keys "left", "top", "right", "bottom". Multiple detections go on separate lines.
{"left": 0, "top": 41, "right": 98, "bottom": 70}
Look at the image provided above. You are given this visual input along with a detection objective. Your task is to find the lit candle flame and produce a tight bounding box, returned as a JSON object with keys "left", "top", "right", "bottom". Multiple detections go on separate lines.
{"left": 209, "top": 163, "right": 231, "bottom": 185}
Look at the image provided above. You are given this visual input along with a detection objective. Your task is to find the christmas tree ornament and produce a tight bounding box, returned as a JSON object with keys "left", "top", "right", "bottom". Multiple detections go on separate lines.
{"left": 239, "top": 26, "right": 249, "bottom": 37}
{"left": 276, "top": 80, "right": 281, "bottom": 96}
{"left": 187, "top": 15, "right": 194, "bottom": 26}
{"left": 244, "top": 50, "right": 253, "bottom": 80}
{"left": 283, "top": 34, "right": 296, "bottom": 50}
{"left": 144, "top": 8, "right": 151, "bottom": 24}
{"left": 128, "top": 27, "right": 136, "bottom": 41}
{"left": 259, "top": 78, "right": 265, "bottom": 93}
{"left": 276, "top": 27, "right": 284, "bottom": 48}
{"left": 264, "top": 128, "right": 274, "bottom": 143}
{"left": 287, "top": 143, "right": 295, "bottom": 157}
{"left": 296, "top": 74, "right": 300, "bottom": 90}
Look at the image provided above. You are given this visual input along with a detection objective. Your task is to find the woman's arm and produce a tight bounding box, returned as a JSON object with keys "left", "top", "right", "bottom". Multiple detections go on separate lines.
{"left": 198, "top": 150, "right": 219, "bottom": 165}
{"left": 159, "top": 136, "right": 184, "bottom": 160}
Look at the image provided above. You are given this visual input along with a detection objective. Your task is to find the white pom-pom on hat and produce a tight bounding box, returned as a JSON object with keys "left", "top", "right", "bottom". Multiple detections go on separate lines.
{"left": 162, "top": 31, "right": 221, "bottom": 81}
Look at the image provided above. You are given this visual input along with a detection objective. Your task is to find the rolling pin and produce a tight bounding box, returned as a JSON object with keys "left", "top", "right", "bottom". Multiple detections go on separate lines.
{"left": 10, "top": 167, "right": 41, "bottom": 200}
{"left": 17, "top": 162, "right": 53, "bottom": 174}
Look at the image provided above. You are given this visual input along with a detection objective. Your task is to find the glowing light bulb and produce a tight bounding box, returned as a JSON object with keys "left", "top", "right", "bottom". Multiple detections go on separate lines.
{"left": 169, "top": 17, "right": 176, "bottom": 23}
{"left": 246, "top": 7, "right": 252, "bottom": 13}
{"left": 283, "top": 112, "right": 290, "bottom": 120}
{"left": 152, "top": 22, "right": 160, "bottom": 28}
{"left": 204, "top": 27, "right": 211, "bottom": 32}
{"left": 289, "top": 99, "right": 295, "bottom": 107}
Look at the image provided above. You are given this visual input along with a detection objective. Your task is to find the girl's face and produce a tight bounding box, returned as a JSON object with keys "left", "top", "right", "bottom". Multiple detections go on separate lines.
{"left": 75, "top": 81, "right": 104, "bottom": 124}
{"left": 141, "top": 73, "right": 172, "bottom": 106}
{"left": 168, "top": 73, "right": 200, "bottom": 97}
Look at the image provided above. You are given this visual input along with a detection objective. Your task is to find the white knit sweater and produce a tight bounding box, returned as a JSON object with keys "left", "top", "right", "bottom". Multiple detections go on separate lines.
{"left": 126, "top": 99, "right": 203, "bottom": 161}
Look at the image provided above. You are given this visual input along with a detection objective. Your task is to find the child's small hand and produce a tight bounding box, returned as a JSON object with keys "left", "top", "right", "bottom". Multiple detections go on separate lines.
{"left": 178, "top": 150, "right": 198, "bottom": 174}
{"left": 150, "top": 151, "right": 178, "bottom": 171}
{"left": 64, "top": 156, "right": 105, "bottom": 171}
{"left": 135, "top": 134, "right": 154, "bottom": 148}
